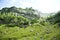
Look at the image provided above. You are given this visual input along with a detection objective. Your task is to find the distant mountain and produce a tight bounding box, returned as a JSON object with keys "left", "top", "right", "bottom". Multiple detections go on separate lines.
{"left": 40, "top": 12, "right": 55, "bottom": 17}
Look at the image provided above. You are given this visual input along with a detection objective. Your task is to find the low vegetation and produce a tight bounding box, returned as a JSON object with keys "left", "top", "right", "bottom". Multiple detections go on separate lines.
{"left": 0, "top": 7, "right": 60, "bottom": 40}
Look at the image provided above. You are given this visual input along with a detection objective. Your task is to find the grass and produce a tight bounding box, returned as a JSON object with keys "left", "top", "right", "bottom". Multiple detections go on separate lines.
{"left": 0, "top": 23, "right": 60, "bottom": 40}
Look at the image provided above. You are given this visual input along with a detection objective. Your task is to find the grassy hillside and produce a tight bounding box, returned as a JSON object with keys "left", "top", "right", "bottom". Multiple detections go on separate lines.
{"left": 0, "top": 7, "right": 60, "bottom": 40}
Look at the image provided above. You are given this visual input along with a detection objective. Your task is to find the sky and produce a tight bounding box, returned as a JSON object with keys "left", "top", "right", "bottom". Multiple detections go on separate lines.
{"left": 0, "top": 0, "right": 60, "bottom": 13}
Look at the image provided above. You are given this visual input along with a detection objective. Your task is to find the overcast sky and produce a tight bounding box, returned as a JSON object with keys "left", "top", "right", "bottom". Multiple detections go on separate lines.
{"left": 0, "top": 0, "right": 60, "bottom": 13}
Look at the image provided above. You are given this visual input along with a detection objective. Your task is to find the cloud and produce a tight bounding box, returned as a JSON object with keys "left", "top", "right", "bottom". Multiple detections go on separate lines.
{"left": 19, "top": 1, "right": 32, "bottom": 7}
{"left": 0, "top": 0, "right": 60, "bottom": 13}
{"left": 32, "top": 0, "right": 60, "bottom": 13}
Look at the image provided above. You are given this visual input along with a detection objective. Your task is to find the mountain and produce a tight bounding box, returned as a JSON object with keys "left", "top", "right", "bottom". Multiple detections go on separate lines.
{"left": 0, "top": 6, "right": 40, "bottom": 20}
{"left": 0, "top": 6, "right": 41, "bottom": 27}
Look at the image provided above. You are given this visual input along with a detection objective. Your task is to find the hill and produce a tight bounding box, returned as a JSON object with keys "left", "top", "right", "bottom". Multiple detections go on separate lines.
{"left": 0, "top": 7, "right": 40, "bottom": 27}
{"left": 0, "top": 7, "right": 60, "bottom": 40}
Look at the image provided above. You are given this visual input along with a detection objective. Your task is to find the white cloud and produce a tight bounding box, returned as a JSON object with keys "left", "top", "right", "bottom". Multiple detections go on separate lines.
{"left": 32, "top": 0, "right": 60, "bottom": 13}
{"left": 18, "top": 1, "right": 32, "bottom": 8}
{"left": 0, "top": 0, "right": 60, "bottom": 13}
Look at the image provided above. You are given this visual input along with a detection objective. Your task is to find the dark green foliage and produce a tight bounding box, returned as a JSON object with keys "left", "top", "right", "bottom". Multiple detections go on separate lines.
{"left": 46, "top": 11, "right": 60, "bottom": 25}
{"left": 0, "top": 13, "right": 30, "bottom": 27}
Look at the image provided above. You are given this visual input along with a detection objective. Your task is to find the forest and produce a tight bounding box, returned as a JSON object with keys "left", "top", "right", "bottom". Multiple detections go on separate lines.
{"left": 0, "top": 6, "right": 60, "bottom": 40}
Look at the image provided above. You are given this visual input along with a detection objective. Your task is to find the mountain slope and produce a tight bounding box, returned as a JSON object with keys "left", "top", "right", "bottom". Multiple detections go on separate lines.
{"left": 0, "top": 7, "right": 40, "bottom": 27}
